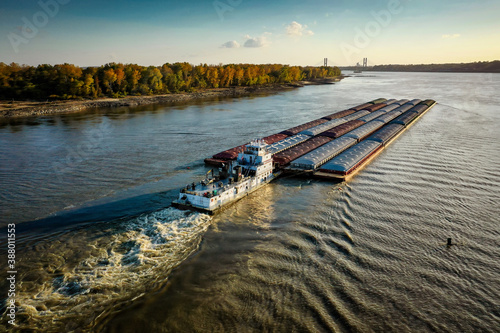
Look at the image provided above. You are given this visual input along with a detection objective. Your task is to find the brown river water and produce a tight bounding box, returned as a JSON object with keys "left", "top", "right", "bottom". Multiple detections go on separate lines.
{"left": 0, "top": 72, "right": 499, "bottom": 332}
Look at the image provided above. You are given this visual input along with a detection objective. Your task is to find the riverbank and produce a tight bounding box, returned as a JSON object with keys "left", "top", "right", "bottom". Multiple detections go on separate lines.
{"left": 0, "top": 78, "right": 343, "bottom": 119}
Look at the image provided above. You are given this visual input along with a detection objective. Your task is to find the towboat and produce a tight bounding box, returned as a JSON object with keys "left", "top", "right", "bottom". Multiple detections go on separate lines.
{"left": 172, "top": 140, "right": 280, "bottom": 214}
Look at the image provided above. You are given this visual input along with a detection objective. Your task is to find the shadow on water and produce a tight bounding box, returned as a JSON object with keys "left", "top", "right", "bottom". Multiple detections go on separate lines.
{"left": 1, "top": 159, "right": 317, "bottom": 249}
{"left": 283, "top": 171, "right": 344, "bottom": 185}
{"left": 0, "top": 187, "right": 183, "bottom": 249}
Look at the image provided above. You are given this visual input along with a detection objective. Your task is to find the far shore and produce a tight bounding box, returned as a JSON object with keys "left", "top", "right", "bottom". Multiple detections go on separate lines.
{"left": 0, "top": 77, "right": 343, "bottom": 119}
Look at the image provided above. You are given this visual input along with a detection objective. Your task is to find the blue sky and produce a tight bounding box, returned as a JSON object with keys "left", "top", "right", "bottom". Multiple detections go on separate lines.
{"left": 1, "top": 0, "right": 499, "bottom": 66}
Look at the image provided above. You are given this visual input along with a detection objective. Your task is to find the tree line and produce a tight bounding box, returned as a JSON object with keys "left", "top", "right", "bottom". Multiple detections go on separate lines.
{"left": 341, "top": 60, "right": 500, "bottom": 73}
{"left": 0, "top": 62, "right": 341, "bottom": 100}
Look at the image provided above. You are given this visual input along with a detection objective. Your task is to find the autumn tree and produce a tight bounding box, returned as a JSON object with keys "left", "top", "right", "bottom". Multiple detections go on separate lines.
{"left": 0, "top": 62, "right": 341, "bottom": 100}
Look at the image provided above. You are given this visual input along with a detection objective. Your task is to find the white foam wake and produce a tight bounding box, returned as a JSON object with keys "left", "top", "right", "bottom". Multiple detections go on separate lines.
{"left": 1, "top": 208, "right": 212, "bottom": 332}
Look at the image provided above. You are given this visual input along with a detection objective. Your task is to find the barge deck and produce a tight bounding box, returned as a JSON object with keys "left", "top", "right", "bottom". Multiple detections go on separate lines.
{"left": 313, "top": 101, "right": 437, "bottom": 180}
{"left": 175, "top": 98, "right": 437, "bottom": 214}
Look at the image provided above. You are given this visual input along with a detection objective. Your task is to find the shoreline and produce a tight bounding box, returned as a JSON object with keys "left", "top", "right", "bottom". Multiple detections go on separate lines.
{"left": 0, "top": 77, "right": 342, "bottom": 119}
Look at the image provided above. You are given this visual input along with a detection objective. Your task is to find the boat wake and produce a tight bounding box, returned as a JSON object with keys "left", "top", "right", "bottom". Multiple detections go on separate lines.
{"left": 0, "top": 208, "right": 212, "bottom": 332}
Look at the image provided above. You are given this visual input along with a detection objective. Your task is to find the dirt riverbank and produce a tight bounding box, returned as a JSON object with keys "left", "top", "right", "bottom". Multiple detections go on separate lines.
{"left": 0, "top": 77, "right": 343, "bottom": 119}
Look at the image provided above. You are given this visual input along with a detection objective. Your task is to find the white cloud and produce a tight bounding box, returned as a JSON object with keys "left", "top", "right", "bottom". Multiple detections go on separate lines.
{"left": 220, "top": 40, "right": 240, "bottom": 48}
{"left": 286, "top": 21, "right": 314, "bottom": 37}
{"left": 442, "top": 34, "right": 461, "bottom": 39}
{"left": 243, "top": 35, "right": 269, "bottom": 48}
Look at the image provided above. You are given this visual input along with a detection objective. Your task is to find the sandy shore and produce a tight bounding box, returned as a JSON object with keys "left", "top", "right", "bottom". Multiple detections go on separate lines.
{"left": 0, "top": 78, "right": 342, "bottom": 119}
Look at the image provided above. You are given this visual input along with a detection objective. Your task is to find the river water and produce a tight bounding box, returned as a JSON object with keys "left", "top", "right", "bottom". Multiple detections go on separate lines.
{"left": 0, "top": 72, "right": 499, "bottom": 332}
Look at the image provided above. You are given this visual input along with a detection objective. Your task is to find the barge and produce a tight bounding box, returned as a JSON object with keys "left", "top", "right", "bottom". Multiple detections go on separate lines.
{"left": 174, "top": 98, "right": 436, "bottom": 214}
{"left": 315, "top": 99, "right": 436, "bottom": 179}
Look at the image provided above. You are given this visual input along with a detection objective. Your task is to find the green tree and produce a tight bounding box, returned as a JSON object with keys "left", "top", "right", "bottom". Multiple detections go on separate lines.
{"left": 0, "top": 61, "right": 342, "bottom": 100}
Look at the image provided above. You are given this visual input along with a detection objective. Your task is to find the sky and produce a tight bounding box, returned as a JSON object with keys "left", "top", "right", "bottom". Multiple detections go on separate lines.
{"left": 0, "top": 0, "right": 499, "bottom": 67}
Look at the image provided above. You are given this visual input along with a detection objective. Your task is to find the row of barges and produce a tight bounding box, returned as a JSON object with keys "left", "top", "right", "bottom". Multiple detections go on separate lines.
{"left": 204, "top": 98, "right": 436, "bottom": 180}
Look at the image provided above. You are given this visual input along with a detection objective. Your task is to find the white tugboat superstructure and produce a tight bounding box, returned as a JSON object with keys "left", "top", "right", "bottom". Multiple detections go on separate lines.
{"left": 172, "top": 140, "right": 279, "bottom": 214}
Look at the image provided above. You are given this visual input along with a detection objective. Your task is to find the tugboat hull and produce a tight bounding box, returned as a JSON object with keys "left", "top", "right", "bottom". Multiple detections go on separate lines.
{"left": 172, "top": 171, "right": 280, "bottom": 215}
